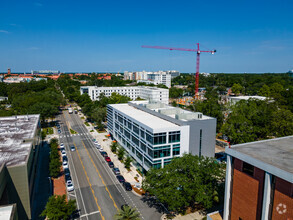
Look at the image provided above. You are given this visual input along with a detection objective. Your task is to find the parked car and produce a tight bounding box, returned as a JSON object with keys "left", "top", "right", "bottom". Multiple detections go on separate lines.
{"left": 64, "top": 168, "right": 70, "bottom": 176}
{"left": 65, "top": 174, "right": 72, "bottom": 183}
{"left": 62, "top": 156, "right": 68, "bottom": 162}
{"left": 98, "top": 148, "right": 104, "bottom": 152}
{"left": 123, "top": 182, "right": 132, "bottom": 191}
{"left": 66, "top": 180, "right": 74, "bottom": 192}
{"left": 116, "top": 175, "right": 125, "bottom": 183}
{"left": 100, "top": 151, "right": 108, "bottom": 157}
{"left": 58, "top": 130, "right": 61, "bottom": 134}
{"left": 61, "top": 150, "right": 66, "bottom": 157}
{"left": 108, "top": 162, "right": 114, "bottom": 168}
{"left": 63, "top": 160, "right": 69, "bottom": 169}
{"left": 60, "top": 143, "right": 64, "bottom": 147}
{"left": 70, "top": 145, "right": 76, "bottom": 151}
{"left": 105, "top": 156, "right": 111, "bottom": 162}
{"left": 112, "top": 168, "right": 120, "bottom": 175}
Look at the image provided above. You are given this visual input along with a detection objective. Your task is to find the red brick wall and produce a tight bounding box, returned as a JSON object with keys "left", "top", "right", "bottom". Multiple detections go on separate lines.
{"left": 231, "top": 169, "right": 259, "bottom": 220}
{"left": 272, "top": 177, "right": 293, "bottom": 220}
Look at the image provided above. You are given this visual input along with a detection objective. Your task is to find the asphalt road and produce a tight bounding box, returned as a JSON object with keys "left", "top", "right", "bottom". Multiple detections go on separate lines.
{"left": 57, "top": 111, "right": 163, "bottom": 220}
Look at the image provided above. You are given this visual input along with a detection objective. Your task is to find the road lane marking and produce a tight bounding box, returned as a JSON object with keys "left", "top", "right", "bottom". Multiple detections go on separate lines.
{"left": 81, "top": 140, "right": 119, "bottom": 211}
{"left": 80, "top": 210, "right": 100, "bottom": 218}
{"left": 75, "top": 143, "right": 105, "bottom": 220}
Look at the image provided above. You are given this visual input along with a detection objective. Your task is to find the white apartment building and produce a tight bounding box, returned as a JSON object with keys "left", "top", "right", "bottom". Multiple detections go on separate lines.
{"left": 107, "top": 101, "right": 216, "bottom": 171}
{"left": 124, "top": 70, "right": 179, "bottom": 88}
{"left": 80, "top": 86, "right": 169, "bottom": 104}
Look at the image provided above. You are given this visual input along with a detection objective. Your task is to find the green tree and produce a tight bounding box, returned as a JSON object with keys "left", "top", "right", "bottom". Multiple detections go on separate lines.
{"left": 41, "top": 195, "right": 76, "bottom": 220}
{"left": 124, "top": 156, "right": 133, "bottom": 169}
{"left": 142, "top": 154, "right": 224, "bottom": 212}
{"left": 258, "top": 84, "right": 271, "bottom": 97}
{"left": 110, "top": 141, "right": 118, "bottom": 153}
{"left": 169, "top": 87, "right": 183, "bottom": 98}
{"left": 231, "top": 83, "right": 244, "bottom": 95}
{"left": 270, "top": 108, "right": 293, "bottom": 137}
{"left": 114, "top": 205, "right": 140, "bottom": 220}
{"left": 117, "top": 147, "right": 125, "bottom": 161}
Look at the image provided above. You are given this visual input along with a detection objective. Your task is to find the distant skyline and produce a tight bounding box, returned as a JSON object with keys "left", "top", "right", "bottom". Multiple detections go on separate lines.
{"left": 0, "top": 0, "right": 292, "bottom": 73}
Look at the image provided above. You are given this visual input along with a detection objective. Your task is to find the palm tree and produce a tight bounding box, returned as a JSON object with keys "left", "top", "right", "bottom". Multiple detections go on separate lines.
{"left": 117, "top": 147, "right": 125, "bottom": 161}
{"left": 114, "top": 205, "right": 140, "bottom": 220}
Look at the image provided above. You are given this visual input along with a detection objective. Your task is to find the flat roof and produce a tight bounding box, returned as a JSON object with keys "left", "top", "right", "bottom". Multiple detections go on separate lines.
{"left": 229, "top": 95, "right": 267, "bottom": 101}
{"left": 81, "top": 86, "right": 167, "bottom": 91}
{"left": 110, "top": 104, "right": 179, "bottom": 131}
{"left": 0, "top": 115, "right": 40, "bottom": 167}
{"left": 226, "top": 136, "right": 293, "bottom": 183}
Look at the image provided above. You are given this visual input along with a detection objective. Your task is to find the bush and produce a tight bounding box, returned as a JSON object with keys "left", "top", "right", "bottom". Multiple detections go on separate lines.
{"left": 110, "top": 142, "right": 118, "bottom": 153}
{"left": 124, "top": 156, "right": 132, "bottom": 169}
{"left": 117, "top": 147, "right": 125, "bottom": 161}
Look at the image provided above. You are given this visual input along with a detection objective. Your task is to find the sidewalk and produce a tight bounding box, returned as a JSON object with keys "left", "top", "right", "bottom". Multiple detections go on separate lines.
{"left": 161, "top": 212, "right": 206, "bottom": 220}
{"left": 78, "top": 112, "right": 144, "bottom": 193}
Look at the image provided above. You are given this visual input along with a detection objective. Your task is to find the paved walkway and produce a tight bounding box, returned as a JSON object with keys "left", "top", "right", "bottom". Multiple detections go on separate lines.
{"left": 161, "top": 212, "right": 206, "bottom": 220}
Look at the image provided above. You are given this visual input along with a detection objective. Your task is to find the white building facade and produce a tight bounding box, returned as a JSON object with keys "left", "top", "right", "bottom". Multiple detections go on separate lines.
{"left": 107, "top": 102, "right": 216, "bottom": 171}
{"left": 80, "top": 86, "right": 169, "bottom": 104}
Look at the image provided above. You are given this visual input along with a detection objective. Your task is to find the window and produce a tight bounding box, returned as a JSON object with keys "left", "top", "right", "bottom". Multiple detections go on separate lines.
{"left": 154, "top": 133, "right": 166, "bottom": 145}
{"left": 133, "top": 124, "right": 139, "bottom": 135}
{"left": 243, "top": 162, "right": 254, "bottom": 176}
{"left": 140, "top": 129, "right": 145, "bottom": 139}
{"left": 147, "top": 148, "right": 153, "bottom": 157}
{"left": 154, "top": 147, "right": 171, "bottom": 158}
{"left": 173, "top": 145, "right": 180, "bottom": 156}
{"left": 146, "top": 132, "right": 153, "bottom": 144}
{"left": 132, "top": 135, "right": 139, "bottom": 147}
{"left": 124, "top": 130, "right": 130, "bottom": 139}
{"left": 140, "top": 142, "right": 146, "bottom": 152}
{"left": 127, "top": 121, "right": 132, "bottom": 130}
{"left": 169, "top": 131, "right": 180, "bottom": 143}
{"left": 144, "top": 158, "right": 152, "bottom": 168}
{"left": 199, "top": 129, "right": 202, "bottom": 157}
{"left": 136, "top": 151, "right": 143, "bottom": 161}
{"left": 153, "top": 162, "right": 161, "bottom": 169}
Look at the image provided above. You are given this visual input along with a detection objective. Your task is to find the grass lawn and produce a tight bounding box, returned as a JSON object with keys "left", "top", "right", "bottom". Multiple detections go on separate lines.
{"left": 70, "top": 128, "right": 78, "bottom": 134}
{"left": 43, "top": 127, "right": 54, "bottom": 135}
{"left": 81, "top": 116, "right": 85, "bottom": 119}
{"left": 84, "top": 122, "right": 90, "bottom": 126}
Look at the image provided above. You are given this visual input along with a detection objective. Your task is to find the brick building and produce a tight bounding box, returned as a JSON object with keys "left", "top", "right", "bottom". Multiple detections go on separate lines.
{"left": 223, "top": 136, "right": 293, "bottom": 220}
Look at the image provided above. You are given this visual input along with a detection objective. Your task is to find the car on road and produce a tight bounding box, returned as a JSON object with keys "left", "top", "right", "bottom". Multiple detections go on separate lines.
{"left": 98, "top": 147, "right": 104, "bottom": 152}
{"left": 108, "top": 162, "right": 114, "bottom": 168}
{"left": 70, "top": 145, "right": 76, "bottom": 151}
{"left": 65, "top": 174, "right": 72, "bottom": 183}
{"left": 60, "top": 143, "right": 64, "bottom": 147}
{"left": 116, "top": 175, "right": 125, "bottom": 183}
{"left": 105, "top": 156, "right": 111, "bottom": 162}
{"left": 61, "top": 150, "right": 66, "bottom": 157}
{"left": 66, "top": 180, "right": 74, "bottom": 192}
{"left": 100, "top": 151, "right": 108, "bottom": 157}
{"left": 112, "top": 168, "right": 120, "bottom": 175}
{"left": 123, "top": 182, "right": 132, "bottom": 191}
{"left": 58, "top": 130, "right": 61, "bottom": 134}
{"left": 62, "top": 156, "right": 67, "bottom": 162}
{"left": 63, "top": 160, "right": 69, "bottom": 169}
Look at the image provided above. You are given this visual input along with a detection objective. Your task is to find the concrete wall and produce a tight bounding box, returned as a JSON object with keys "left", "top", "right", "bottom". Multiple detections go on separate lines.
{"left": 186, "top": 118, "right": 216, "bottom": 158}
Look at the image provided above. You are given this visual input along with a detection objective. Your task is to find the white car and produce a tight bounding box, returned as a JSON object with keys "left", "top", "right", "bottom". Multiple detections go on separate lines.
{"left": 98, "top": 148, "right": 104, "bottom": 152}
{"left": 60, "top": 143, "right": 64, "bottom": 147}
{"left": 63, "top": 160, "right": 68, "bottom": 169}
{"left": 66, "top": 180, "right": 74, "bottom": 192}
{"left": 61, "top": 150, "right": 66, "bottom": 157}
{"left": 95, "top": 143, "right": 101, "bottom": 149}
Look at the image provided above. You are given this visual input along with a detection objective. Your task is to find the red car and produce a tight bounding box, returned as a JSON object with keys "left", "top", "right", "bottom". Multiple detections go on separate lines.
{"left": 105, "top": 156, "right": 111, "bottom": 162}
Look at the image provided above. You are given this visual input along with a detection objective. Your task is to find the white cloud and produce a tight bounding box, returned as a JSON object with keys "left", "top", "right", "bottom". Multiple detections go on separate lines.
{"left": 0, "top": 30, "right": 10, "bottom": 34}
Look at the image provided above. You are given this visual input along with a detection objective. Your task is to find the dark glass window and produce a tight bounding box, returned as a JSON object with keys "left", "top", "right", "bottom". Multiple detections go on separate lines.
{"left": 173, "top": 146, "right": 180, "bottom": 156}
{"left": 140, "top": 129, "right": 145, "bottom": 139}
{"left": 154, "top": 147, "right": 170, "bottom": 158}
{"left": 140, "top": 142, "right": 146, "bottom": 152}
{"left": 146, "top": 133, "right": 153, "bottom": 144}
{"left": 133, "top": 125, "right": 139, "bottom": 135}
{"left": 154, "top": 133, "right": 167, "bottom": 145}
{"left": 127, "top": 121, "right": 132, "bottom": 129}
{"left": 169, "top": 131, "right": 180, "bottom": 143}
{"left": 147, "top": 148, "right": 153, "bottom": 157}
{"left": 136, "top": 151, "right": 143, "bottom": 161}
{"left": 153, "top": 162, "right": 161, "bottom": 169}
{"left": 243, "top": 162, "right": 254, "bottom": 176}
{"left": 124, "top": 130, "right": 130, "bottom": 139}
{"left": 132, "top": 135, "right": 139, "bottom": 147}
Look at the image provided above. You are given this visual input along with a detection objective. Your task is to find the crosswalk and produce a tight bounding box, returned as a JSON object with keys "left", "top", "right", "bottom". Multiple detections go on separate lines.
{"left": 59, "top": 133, "right": 90, "bottom": 138}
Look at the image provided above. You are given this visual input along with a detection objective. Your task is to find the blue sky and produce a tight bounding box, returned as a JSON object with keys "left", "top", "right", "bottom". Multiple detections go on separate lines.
{"left": 0, "top": 0, "right": 292, "bottom": 73}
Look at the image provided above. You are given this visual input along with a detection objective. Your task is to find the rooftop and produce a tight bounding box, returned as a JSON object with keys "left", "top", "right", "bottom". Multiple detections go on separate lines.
{"left": 0, "top": 115, "right": 40, "bottom": 167}
{"left": 109, "top": 103, "right": 179, "bottom": 130}
{"left": 226, "top": 136, "right": 293, "bottom": 183}
{"left": 229, "top": 95, "right": 267, "bottom": 101}
{"left": 81, "top": 86, "right": 168, "bottom": 91}
{"left": 0, "top": 204, "right": 15, "bottom": 219}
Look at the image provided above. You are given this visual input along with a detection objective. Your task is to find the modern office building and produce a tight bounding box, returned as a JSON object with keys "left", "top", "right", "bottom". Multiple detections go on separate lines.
{"left": 223, "top": 136, "right": 293, "bottom": 220}
{"left": 80, "top": 86, "right": 169, "bottom": 104}
{"left": 107, "top": 101, "right": 216, "bottom": 171}
{"left": 0, "top": 115, "right": 41, "bottom": 220}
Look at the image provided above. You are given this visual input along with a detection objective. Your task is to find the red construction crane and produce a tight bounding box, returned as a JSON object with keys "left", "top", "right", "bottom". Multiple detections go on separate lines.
{"left": 142, "top": 43, "right": 216, "bottom": 99}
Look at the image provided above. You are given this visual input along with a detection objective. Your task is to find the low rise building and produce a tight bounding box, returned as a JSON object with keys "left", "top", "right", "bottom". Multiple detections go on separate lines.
{"left": 107, "top": 101, "right": 216, "bottom": 171}
{"left": 228, "top": 95, "right": 267, "bottom": 104}
{"left": 80, "top": 86, "right": 169, "bottom": 104}
{"left": 0, "top": 115, "right": 41, "bottom": 220}
{"left": 223, "top": 136, "right": 293, "bottom": 220}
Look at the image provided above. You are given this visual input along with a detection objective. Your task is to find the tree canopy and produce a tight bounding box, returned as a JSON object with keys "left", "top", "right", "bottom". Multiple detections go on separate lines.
{"left": 142, "top": 154, "right": 225, "bottom": 212}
